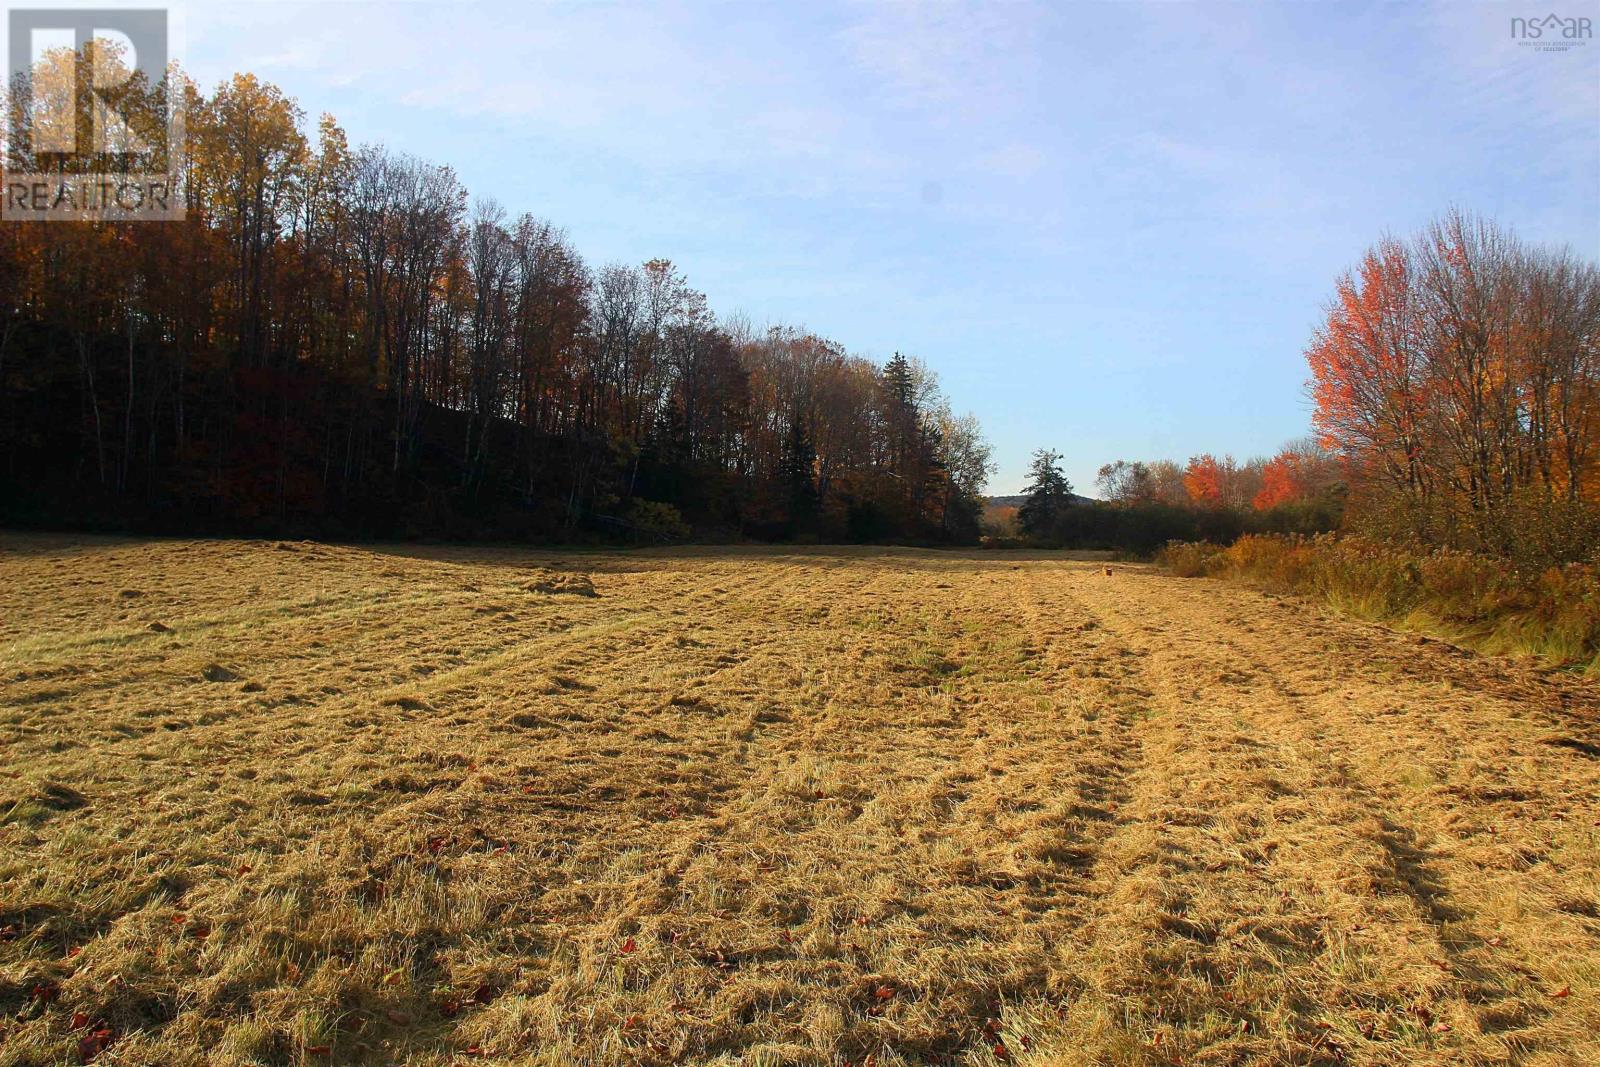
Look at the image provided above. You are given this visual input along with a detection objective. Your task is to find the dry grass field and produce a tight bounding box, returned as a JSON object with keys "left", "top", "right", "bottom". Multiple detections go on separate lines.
{"left": 2, "top": 535, "right": 1598, "bottom": 1067}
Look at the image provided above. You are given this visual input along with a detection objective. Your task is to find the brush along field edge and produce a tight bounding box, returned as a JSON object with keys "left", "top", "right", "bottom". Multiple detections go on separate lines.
{"left": 1, "top": 536, "right": 1597, "bottom": 1066}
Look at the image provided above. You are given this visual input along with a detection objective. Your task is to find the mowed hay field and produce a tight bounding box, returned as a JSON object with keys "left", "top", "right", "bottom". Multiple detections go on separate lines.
{"left": 2, "top": 537, "right": 1599, "bottom": 1067}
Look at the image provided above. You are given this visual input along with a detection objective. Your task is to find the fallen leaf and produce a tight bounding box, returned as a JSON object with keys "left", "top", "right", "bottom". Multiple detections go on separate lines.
{"left": 78, "top": 1027, "right": 114, "bottom": 1063}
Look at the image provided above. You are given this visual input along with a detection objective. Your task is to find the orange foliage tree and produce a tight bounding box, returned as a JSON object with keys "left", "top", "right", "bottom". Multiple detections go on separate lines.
{"left": 1253, "top": 442, "right": 1340, "bottom": 511}
{"left": 1306, "top": 210, "right": 1600, "bottom": 559}
{"left": 1183, "top": 454, "right": 1227, "bottom": 506}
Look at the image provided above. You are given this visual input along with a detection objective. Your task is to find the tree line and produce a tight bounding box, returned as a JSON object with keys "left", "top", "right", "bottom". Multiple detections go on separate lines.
{"left": 1009, "top": 213, "right": 1597, "bottom": 564}
{"left": 0, "top": 54, "right": 992, "bottom": 542}
{"left": 994, "top": 443, "right": 1344, "bottom": 556}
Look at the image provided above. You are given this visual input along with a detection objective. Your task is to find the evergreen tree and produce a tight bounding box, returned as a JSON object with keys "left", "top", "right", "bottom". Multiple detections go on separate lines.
{"left": 1017, "top": 448, "right": 1073, "bottom": 539}
{"left": 880, "top": 352, "right": 919, "bottom": 470}
{"left": 781, "top": 410, "right": 820, "bottom": 533}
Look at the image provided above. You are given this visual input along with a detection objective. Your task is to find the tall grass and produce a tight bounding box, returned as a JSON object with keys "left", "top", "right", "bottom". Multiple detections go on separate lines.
{"left": 1161, "top": 534, "right": 1600, "bottom": 675}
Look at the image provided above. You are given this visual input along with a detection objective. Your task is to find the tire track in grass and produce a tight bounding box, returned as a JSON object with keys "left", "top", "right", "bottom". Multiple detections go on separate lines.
{"left": 514, "top": 556, "right": 1150, "bottom": 1065}
{"left": 1022, "top": 565, "right": 1464, "bottom": 1065}
{"left": 1061, "top": 567, "right": 1597, "bottom": 1066}
{"left": 1121, "top": 574, "right": 1600, "bottom": 1062}
{"left": 897, "top": 558, "right": 1151, "bottom": 1064}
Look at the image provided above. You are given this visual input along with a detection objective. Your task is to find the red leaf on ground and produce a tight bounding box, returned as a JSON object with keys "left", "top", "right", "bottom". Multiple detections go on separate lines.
{"left": 1552, "top": 985, "right": 1571, "bottom": 998}
{"left": 620, "top": 936, "right": 637, "bottom": 954}
{"left": 78, "top": 1027, "right": 114, "bottom": 1063}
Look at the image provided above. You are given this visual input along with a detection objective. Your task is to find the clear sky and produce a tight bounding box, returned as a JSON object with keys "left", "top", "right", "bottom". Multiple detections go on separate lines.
{"left": 182, "top": 0, "right": 1600, "bottom": 495}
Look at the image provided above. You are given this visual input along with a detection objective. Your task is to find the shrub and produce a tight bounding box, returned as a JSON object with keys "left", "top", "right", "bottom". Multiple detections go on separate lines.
{"left": 1160, "top": 534, "right": 1600, "bottom": 674}
{"left": 1160, "top": 541, "right": 1223, "bottom": 578}
{"left": 626, "top": 499, "right": 690, "bottom": 543}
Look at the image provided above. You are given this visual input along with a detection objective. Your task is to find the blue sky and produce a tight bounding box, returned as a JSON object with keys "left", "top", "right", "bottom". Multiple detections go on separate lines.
{"left": 183, "top": 0, "right": 1600, "bottom": 494}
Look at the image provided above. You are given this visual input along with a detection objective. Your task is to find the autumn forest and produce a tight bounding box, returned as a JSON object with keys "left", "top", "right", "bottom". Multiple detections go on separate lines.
{"left": 1, "top": 60, "right": 1597, "bottom": 565}
{"left": 1, "top": 63, "right": 992, "bottom": 543}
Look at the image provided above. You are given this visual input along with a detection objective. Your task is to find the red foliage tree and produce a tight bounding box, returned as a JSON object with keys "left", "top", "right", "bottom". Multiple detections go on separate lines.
{"left": 1183, "top": 454, "right": 1224, "bottom": 505}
